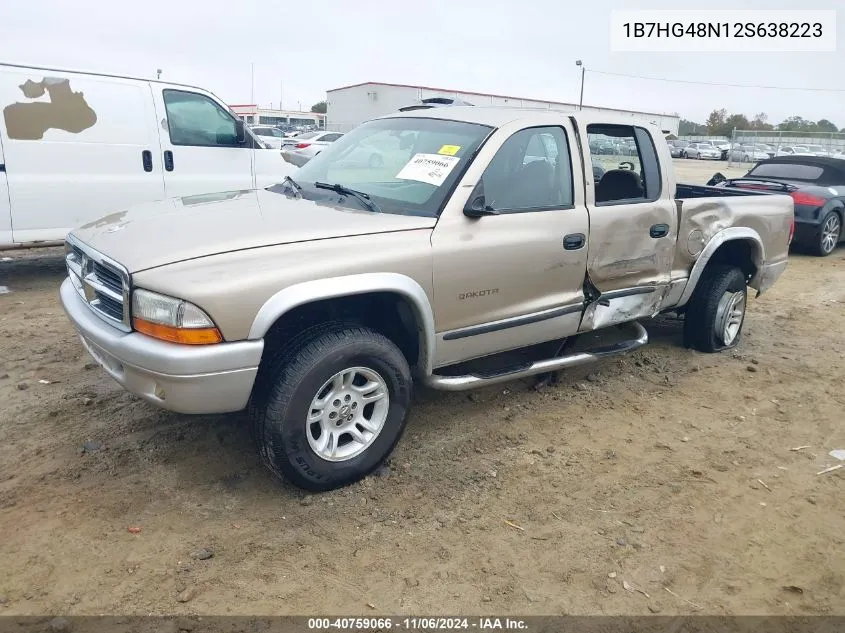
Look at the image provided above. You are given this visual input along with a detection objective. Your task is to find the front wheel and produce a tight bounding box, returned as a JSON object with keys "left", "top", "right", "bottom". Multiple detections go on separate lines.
{"left": 683, "top": 266, "right": 748, "bottom": 353}
{"left": 251, "top": 326, "right": 412, "bottom": 491}
{"left": 816, "top": 211, "right": 841, "bottom": 256}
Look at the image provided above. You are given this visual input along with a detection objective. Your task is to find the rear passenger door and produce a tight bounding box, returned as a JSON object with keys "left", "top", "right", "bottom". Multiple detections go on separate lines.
{"left": 580, "top": 123, "right": 677, "bottom": 331}
{"left": 151, "top": 87, "right": 257, "bottom": 198}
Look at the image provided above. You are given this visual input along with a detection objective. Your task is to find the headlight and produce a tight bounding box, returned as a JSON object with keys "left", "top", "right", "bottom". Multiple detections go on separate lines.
{"left": 131, "top": 288, "right": 222, "bottom": 345}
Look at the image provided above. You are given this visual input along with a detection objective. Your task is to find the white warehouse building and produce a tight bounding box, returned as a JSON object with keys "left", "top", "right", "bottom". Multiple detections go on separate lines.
{"left": 326, "top": 81, "right": 679, "bottom": 135}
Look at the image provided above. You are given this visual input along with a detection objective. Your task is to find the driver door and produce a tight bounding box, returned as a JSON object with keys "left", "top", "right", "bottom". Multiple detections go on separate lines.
{"left": 151, "top": 87, "right": 256, "bottom": 198}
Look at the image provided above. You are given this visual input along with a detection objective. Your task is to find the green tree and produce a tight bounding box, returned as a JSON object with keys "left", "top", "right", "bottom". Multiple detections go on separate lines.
{"left": 815, "top": 119, "right": 838, "bottom": 133}
{"left": 751, "top": 112, "right": 773, "bottom": 131}
{"left": 705, "top": 108, "right": 727, "bottom": 134}
{"left": 723, "top": 114, "right": 750, "bottom": 135}
{"left": 777, "top": 116, "right": 815, "bottom": 132}
{"left": 678, "top": 118, "right": 707, "bottom": 135}
{"left": 310, "top": 101, "right": 327, "bottom": 114}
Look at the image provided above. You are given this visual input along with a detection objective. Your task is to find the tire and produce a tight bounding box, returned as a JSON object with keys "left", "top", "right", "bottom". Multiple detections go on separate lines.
{"left": 743, "top": 155, "right": 750, "bottom": 162}
{"left": 815, "top": 211, "right": 841, "bottom": 257}
{"left": 251, "top": 326, "right": 412, "bottom": 491}
{"left": 683, "top": 265, "right": 748, "bottom": 353}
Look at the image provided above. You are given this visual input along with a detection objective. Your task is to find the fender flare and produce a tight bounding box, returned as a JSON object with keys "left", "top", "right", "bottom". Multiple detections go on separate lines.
{"left": 676, "top": 227, "right": 766, "bottom": 307}
{"left": 247, "top": 273, "right": 437, "bottom": 375}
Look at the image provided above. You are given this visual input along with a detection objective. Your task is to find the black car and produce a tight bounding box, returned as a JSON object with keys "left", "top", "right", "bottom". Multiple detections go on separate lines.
{"left": 709, "top": 156, "right": 844, "bottom": 256}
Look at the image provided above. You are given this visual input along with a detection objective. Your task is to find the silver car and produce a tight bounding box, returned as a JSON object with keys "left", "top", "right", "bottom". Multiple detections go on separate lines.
{"left": 250, "top": 126, "right": 287, "bottom": 149}
{"left": 281, "top": 131, "right": 344, "bottom": 167}
{"left": 730, "top": 144, "right": 769, "bottom": 162}
{"left": 683, "top": 142, "right": 721, "bottom": 160}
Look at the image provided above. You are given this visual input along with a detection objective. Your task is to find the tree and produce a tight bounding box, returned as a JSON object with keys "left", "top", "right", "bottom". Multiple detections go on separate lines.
{"left": 751, "top": 112, "right": 773, "bottom": 131}
{"left": 310, "top": 101, "right": 327, "bottom": 114}
{"left": 815, "top": 119, "right": 838, "bottom": 133}
{"left": 723, "top": 114, "right": 750, "bottom": 135}
{"left": 777, "top": 116, "right": 815, "bottom": 132}
{"left": 678, "top": 119, "right": 707, "bottom": 135}
{"left": 705, "top": 108, "right": 727, "bottom": 135}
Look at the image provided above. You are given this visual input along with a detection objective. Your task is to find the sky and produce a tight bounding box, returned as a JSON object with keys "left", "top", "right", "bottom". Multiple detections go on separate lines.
{"left": 1, "top": 0, "right": 843, "bottom": 126}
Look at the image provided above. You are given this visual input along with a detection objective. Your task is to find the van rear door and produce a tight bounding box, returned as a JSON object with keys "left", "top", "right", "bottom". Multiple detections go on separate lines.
{"left": 150, "top": 86, "right": 258, "bottom": 198}
{"left": 0, "top": 134, "right": 10, "bottom": 246}
{"left": 0, "top": 66, "right": 166, "bottom": 244}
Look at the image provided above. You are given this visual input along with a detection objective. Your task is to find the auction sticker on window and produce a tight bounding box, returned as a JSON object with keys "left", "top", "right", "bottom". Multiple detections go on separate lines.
{"left": 396, "top": 153, "right": 461, "bottom": 186}
{"left": 438, "top": 144, "right": 461, "bottom": 156}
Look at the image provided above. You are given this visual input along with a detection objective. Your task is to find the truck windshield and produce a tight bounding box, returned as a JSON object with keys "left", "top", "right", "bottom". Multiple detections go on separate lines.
{"left": 288, "top": 117, "right": 493, "bottom": 217}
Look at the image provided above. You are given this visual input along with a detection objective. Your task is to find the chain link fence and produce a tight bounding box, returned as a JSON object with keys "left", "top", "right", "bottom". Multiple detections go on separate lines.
{"left": 726, "top": 129, "right": 845, "bottom": 167}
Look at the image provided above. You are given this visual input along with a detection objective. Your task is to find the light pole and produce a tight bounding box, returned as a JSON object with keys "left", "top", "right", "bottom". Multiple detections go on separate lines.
{"left": 575, "top": 60, "right": 585, "bottom": 110}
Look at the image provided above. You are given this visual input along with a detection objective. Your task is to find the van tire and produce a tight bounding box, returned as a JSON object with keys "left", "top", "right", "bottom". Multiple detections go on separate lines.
{"left": 683, "top": 265, "right": 748, "bottom": 353}
{"left": 251, "top": 326, "right": 412, "bottom": 491}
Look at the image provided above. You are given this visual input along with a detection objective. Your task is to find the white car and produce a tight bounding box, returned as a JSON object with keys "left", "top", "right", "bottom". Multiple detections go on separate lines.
{"left": 683, "top": 142, "right": 721, "bottom": 160}
{"left": 729, "top": 144, "right": 769, "bottom": 162}
{"left": 804, "top": 144, "right": 832, "bottom": 157}
{"left": 250, "top": 126, "right": 288, "bottom": 149}
{"left": 281, "top": 131, "right": 344, "bottom": 167}
{"left": 776, "top": 145, "right": 814, "bottom": 157}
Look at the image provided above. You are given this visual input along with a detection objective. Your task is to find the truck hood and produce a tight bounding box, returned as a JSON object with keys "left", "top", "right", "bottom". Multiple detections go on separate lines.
{"left": 70, "top": 188, "right": 437, "bottom": 273}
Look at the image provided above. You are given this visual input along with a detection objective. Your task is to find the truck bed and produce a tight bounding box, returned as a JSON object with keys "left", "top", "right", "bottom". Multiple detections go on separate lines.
{"left": 675, "top": 183, "right": 776, "bottom": 199}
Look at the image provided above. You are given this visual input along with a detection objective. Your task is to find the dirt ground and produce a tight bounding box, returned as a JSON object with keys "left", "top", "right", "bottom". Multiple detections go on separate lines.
{"left": 0, "top": 159, "right": 843, "bottom": 617}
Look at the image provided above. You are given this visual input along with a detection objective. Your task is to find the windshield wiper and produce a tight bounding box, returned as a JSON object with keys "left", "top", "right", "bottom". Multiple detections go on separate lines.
{"left": 314, "top": 181, "right": 381, "bottom": 213}
{"left": 282, "top": 175, "right": 302, "bottom": 193}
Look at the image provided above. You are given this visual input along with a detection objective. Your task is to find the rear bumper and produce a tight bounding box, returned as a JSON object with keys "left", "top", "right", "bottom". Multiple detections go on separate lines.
{"left": 60, "top": 278, "right": 264, "bottom": 414}
{"left": 754, "top": 259, "right": 788, "bottom": 296}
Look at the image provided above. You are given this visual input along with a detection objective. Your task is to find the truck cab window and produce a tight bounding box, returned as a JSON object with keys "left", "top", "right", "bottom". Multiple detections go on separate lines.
{"left": 587, "top": 124, "right": 661, "bottom": 204}
{"left": 163, "top": 90, "right": 239, "bottom": 147}
{"left": 480, "top": 126, "right": 573, "bottom": 213}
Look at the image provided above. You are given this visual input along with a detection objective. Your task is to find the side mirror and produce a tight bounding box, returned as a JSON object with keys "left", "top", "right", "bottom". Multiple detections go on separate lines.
{"left": 463, "top": 188, "right": 500, "bottom": 218}
{"left": 235, "top": 119, "right": 246, "bottom": 145}
{"left": 707, "top": 172, "right": 726, "bottom": 186}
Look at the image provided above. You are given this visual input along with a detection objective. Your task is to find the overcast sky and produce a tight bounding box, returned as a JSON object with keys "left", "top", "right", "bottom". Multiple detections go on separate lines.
{"left": 2, "top": 0, "right": 842, "bottom": 126}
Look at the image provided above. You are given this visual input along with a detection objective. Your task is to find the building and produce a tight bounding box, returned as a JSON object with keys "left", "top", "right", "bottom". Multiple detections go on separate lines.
{"left": 229, "top": 104, "right": 326, "bottom": 128}
{"left": 325, "top": 82, "right": 679, "bottom": 135}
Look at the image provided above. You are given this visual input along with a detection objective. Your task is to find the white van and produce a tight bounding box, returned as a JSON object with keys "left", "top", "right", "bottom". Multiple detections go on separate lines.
{"left": 0, "top": 62, "right": 292, "bottom": 248}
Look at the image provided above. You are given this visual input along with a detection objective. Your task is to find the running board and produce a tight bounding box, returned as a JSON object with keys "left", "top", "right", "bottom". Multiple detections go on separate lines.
{"left": 425, "top": 322, "right": 648, "bottom": 391}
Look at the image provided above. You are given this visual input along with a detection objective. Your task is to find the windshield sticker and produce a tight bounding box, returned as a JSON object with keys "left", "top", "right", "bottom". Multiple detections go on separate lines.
{"left": 395, "top": 153, "right": 461, "bottom": 186}
{"left": 437, "top": 144, "right": 461, "bottom": 156}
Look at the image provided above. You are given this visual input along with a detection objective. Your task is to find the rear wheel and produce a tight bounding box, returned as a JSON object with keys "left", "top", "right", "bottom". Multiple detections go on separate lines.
{"left": 683, "top": 265, "right": 748, "bottom": 353}
{"left": 816, "top": 211, "right": 841, "bottom": 257}
{"left": 251, "top": 326, "right": 412, "bottom": 491}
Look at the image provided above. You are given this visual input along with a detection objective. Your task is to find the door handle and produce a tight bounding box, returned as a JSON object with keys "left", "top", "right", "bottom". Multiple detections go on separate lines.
{"left": 141, "top": 150, "right": 153, "bottom": 172}
{"left": 163, "top": 150, "right": 174, "bottom": 172}
{"left": 649, "top": 223, "right": 670, "bottom": 238}
{"left": 563, "top": 233, "right": 586, "bottom": 250}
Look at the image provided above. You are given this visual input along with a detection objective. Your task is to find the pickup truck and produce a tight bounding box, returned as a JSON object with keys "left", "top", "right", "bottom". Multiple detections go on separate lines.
{"left": 60, "top": 107, "right": 793, "bottom": 491}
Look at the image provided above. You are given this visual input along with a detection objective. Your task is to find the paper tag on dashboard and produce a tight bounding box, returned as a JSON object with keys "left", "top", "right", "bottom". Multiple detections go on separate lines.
{"left": 395, "top": 153, "right": 461, "bottom": 186}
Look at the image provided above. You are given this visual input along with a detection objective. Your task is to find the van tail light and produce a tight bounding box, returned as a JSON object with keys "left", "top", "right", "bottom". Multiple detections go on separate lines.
{"left": 789, "top": 191, "right": 826, "bottom": 207}
{"left": 294, "top": 142, "right": 311, "bottom": 149}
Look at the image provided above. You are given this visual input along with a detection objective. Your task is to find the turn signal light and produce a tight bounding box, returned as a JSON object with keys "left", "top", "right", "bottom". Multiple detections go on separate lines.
{"left": 294, "top": 142, "right": 311, "bottom": 149}
{"left": 133, "top": 318, "right": 223, "bottom": 345}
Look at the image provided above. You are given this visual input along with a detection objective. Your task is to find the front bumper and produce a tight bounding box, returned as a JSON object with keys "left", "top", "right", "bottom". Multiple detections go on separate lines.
{"left": 60, "top": 278, "right": 264, "bottom": 414}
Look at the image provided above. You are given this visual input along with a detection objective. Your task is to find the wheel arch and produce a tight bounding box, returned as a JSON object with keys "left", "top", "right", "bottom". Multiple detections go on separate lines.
{"left": 248, "top": 273, "right": 436, "bottom": 376}
{"left": 677, "top": 228, "right": 765, "bottom": 307}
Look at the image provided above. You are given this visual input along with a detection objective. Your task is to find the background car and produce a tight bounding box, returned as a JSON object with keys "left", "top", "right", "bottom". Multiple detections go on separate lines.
{"left": 776, "top": 145, "right": 814, "bottom": 157}
{"left": 805, "top": 144, "right": 832, "bottom": 157}
{"left": 683, "top": 142, "right": 721, "bottom": 160}
{"left": 250, "top": 125, "right": 287, "bottom": 149}
{"left": 281, "top": 131, "right": 344, "bottom": 167}
{"left": 729, "top": 144, "right": 769, "bottom": 162}
{"left": 714, "top": 155, "right": 844, "bottom": 256}
{"left": 667, "top": 139, "right": 689, "bottom": 158}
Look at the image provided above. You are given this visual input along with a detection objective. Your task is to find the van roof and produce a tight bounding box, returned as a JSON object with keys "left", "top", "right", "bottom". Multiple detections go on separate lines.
{"left": 0, "top": 61, "right": 211, "bottom": 93}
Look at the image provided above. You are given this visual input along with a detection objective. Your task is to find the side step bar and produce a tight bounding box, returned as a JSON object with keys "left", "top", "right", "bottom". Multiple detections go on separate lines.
{"left": 425, "top": 322, "right": 648, "bottom": 391}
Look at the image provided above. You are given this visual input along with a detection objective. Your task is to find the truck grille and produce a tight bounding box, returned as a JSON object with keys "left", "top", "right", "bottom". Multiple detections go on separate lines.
{"left": 65, "top": 235, "right": 131, "bottom": 332}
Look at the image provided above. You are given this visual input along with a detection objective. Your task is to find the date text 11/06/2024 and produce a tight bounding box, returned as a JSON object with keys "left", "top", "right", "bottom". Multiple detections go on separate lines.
{"left": 307, "top": 617, "right": 528, "bottom": 630}
{"left": 623, "top": 22, "right": 823, "bottom": 38}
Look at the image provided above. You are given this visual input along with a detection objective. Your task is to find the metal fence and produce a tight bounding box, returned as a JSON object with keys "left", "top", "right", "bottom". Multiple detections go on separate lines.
{"left": 726, "top": 129, "right": 845, "bottom": 167}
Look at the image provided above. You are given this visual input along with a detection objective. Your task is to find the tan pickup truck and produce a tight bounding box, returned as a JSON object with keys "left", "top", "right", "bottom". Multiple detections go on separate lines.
{"left": 60, "top": 106, "right": 793, "bottom": 491}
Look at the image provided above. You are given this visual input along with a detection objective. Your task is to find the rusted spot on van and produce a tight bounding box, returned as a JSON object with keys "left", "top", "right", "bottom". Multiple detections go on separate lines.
{"left": 3, "top": 78, "right": 97, "bottom": 140}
